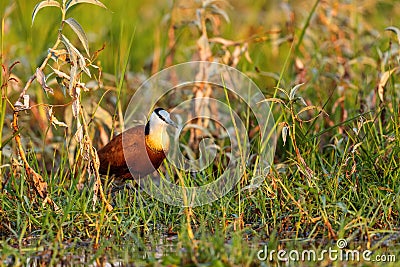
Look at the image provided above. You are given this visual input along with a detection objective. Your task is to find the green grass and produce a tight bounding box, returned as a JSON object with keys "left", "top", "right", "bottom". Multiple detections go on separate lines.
{"left": 1, "top": 0, "right": 400, "bottom": 266}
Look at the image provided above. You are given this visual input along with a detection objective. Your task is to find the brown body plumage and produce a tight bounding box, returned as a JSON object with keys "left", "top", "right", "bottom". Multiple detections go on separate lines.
{"left": 97, "top": 108, "right": 177, "bottom": 181}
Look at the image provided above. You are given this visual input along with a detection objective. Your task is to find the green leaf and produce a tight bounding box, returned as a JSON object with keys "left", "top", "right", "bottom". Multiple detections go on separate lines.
{"left": 66, "top": 0, "right": 106, "bottom": 11}
{"left": 64, "top": 18, "right": 90, "bottom": 56}
{"left": 32, "top": 0, "right": 61, "bottom": 25}
{"left": 0, "top": 129, "right": 24, "bottom": 150}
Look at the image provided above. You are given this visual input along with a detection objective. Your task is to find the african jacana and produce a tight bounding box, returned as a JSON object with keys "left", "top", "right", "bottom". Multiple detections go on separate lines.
{"left": 97, "top": 108, "right": 178, "bottom": 182}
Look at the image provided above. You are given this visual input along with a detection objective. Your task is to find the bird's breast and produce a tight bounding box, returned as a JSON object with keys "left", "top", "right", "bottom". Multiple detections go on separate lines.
{"left": 98, "top": 125, "right": 169, "bottom": 179}
{"left": 144, "top": 129, "right": 170, "bottom": 152}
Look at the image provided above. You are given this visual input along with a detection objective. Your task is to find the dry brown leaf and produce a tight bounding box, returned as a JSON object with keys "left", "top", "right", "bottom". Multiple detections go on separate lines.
{"left": 14, "top": 94, "right": 30, "bottom": 111}
{"left": 49, "top": 48, "right": 69, "bottom": 62}
{"left": 36, "top": 68, "right": 53, "bottom": 94}
{"left": 378, "top": 67, "right": 399, "bottom": 102}
{"left": 47, "top": 106, "right": 68, "bottom": 128}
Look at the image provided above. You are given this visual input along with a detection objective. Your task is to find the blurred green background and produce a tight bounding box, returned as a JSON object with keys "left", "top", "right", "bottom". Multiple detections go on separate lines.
{"left": 2, "top": 0, "right": 397, "bottom": 86}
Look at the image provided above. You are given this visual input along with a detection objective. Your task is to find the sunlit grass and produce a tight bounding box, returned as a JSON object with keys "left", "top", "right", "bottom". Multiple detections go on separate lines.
{"left": 1, "top": 0, "right": 400, "bottom": 266}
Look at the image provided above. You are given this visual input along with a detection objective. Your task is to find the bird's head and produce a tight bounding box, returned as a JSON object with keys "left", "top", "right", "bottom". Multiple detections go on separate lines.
{"left": 144, "top": 108, "right": 178, "bottom": 152}
{"left": 145, "top": 107, "right": 178, "bottom": 134}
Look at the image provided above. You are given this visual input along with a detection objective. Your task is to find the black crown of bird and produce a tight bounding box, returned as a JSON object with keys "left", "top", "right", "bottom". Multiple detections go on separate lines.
{"left": 97, "top": 108, "right": 178, "bottom": 182}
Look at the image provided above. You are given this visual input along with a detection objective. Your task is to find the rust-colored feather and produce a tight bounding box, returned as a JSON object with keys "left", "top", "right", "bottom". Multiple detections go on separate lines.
{"left": 97, "top": 125, "right": 166, "bottom": 180}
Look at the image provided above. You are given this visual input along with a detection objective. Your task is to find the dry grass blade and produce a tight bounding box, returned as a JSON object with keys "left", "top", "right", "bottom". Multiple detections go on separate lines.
{"left": 32, "top": 0, "right": 61, "bottom": 25}
{"left": 79, "top": 108, "right": 114, "bottom": 213}
{"left": 259, "top": 97, "right": 286, "bottom": 105}
{"left": 377, "top": 67, "right": 399, "bottom": 102}
{"left": 385, "top": 26, "right": 400, "bottom": 45}
{"left": 2, "top": 0, "right": 399, "bottom": 264}
{"left": 12, "top": 111, "right": 60, "bottom": 212}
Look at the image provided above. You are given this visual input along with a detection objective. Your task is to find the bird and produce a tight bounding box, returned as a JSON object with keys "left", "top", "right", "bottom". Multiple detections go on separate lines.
{"left": 97, "top": 108, "right": 178, "bottom": 183}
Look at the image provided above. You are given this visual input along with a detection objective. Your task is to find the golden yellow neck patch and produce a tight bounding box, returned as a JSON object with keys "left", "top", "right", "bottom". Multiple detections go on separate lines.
{"left": 145, "top": 131, "right": 169, "bottom": 152}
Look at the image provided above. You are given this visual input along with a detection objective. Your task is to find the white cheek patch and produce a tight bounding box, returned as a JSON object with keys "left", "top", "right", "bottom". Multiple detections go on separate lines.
{"left": 158, "top": 110, "right": 170, "bottom": 122}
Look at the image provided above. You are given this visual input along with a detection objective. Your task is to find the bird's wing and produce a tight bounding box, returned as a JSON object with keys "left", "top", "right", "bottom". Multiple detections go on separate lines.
{"left": 97, "top": 126, "right": 145, "bottom": 178}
